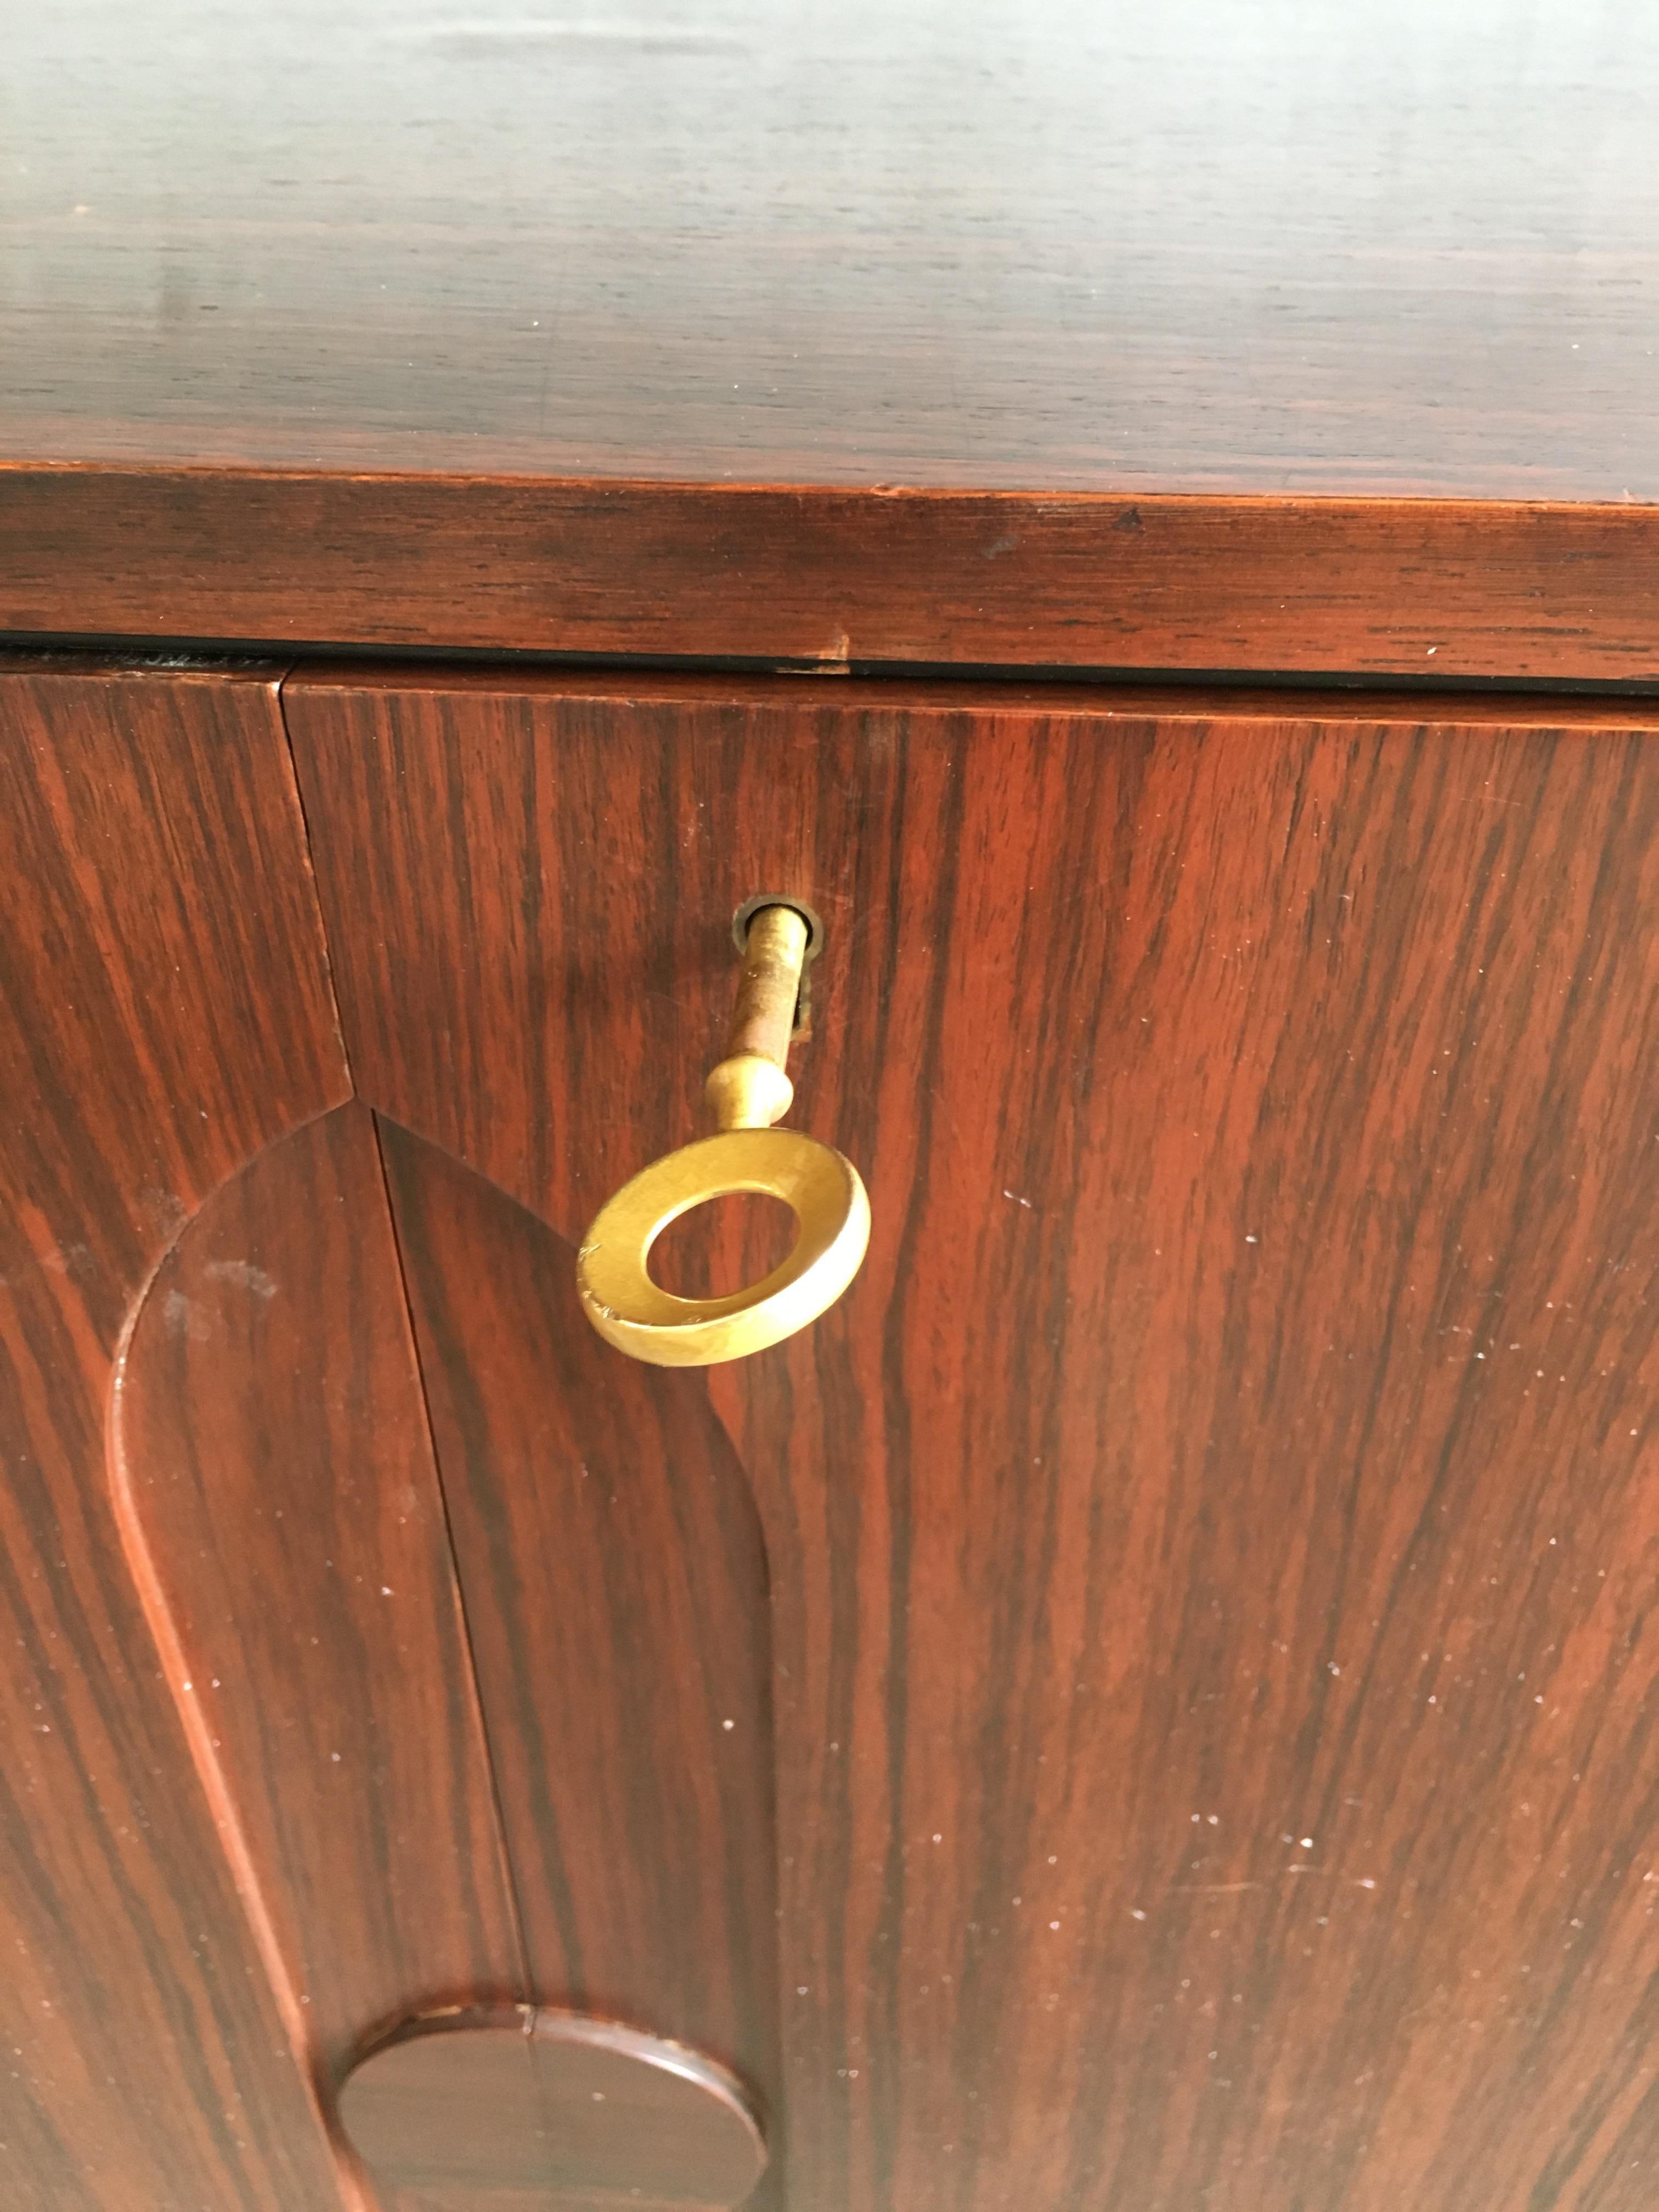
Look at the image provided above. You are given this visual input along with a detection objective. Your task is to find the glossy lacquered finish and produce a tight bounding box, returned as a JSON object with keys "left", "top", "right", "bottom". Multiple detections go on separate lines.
{"left": 376, "top": 1115, "right": 784, "bottom": 2169}
{"left": 3, "top": 659, "right": 1657, "bottom": 2209}
{"left": 0, "top": 663, "right": 351, "bottom": 2207}
{"left": 284, "top": 667, "right": 1659, "bottom": 2212}
{"left": 113, "top": 1103, "right": 527, "bottom": 2093}
{"left": 7, "top": 0, "right": 1657, "bottom": 498}
{"left": 9, "top": 476, "right": 1659, "bottom": 684}
{"left": 4, "top": 0, "right": 1659, "bottom": 674}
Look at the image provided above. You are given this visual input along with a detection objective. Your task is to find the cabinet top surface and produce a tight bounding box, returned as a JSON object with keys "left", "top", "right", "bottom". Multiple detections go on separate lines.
{"left": 7, "top": 0, "right": 1657, "bottom": 499}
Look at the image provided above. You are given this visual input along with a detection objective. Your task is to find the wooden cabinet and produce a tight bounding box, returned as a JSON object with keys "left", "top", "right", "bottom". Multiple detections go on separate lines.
{"left": 4, "top": 661, "right": 1655, "bottom": 2209}
{"left": 5, "top": 3, "right": 1659, "bottom": 2203}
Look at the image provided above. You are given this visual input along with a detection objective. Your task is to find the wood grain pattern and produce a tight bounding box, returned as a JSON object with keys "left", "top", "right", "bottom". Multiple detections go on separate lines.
{"left": 377, "top": 1120, "right": 781, "bottom": 2158}
{"left": 287, "top": 665, "right": 1659, "bottom": 2211}
{"left": 4, "top": 0, "right": 1657, "bottom": 498}
{"left": 112, "top": 1103, "right": 527, "bottom": 2094}
{"left": 8, "top": 475, "right": 1659, "bottom": 684}
{"left": 6, "top": 0, "right": 1659, "bottom": 675}
{"left": 0, "top": 662, "right": 351, "bottom": 2208}
{"left": 339, "top": 2006, "right": 768, "bottom": 2211}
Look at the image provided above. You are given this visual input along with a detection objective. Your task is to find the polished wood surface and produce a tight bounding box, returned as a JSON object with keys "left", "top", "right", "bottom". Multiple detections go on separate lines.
{"left": 7, "top": 0, "right": 1656, "bottom": 496}
{"left": 377, "top": 1118, "right": 781, "bottom": 2147}
{"left": 339, "top": 2006, "right": 768, "bottom": 2211}
{"left": 114, "top": 1105, "right": 527, "bottom": 2092}
{"left": 0, "top": 663, "right": 351, "bottom": 2207}
{"left": 286, "top": 665, "right": 1659, "bottom": 2211}
{"left": 8, "top": 476, "right": 1659, "bottom": 683}
{"left": 5, "top": 1, "right": 1659, "bottom": 674}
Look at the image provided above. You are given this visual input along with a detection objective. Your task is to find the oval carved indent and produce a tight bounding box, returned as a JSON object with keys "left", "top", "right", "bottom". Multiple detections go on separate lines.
{"left": 339, "top": 2006, "right": 768, "bottom": 2211}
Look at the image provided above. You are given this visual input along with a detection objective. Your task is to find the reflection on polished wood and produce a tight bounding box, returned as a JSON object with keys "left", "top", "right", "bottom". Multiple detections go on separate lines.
{"left": 7, "top": 0, "right": 1656, "bottom": 496}
{"left": 112, "top": 1105, "right": 527, "bottom": 2089}
{"left": 0, "top": 662, "right": 352, "bottom": 2208}
{"left": 376, "top": 1116, "right": 783, "bottom": 2182}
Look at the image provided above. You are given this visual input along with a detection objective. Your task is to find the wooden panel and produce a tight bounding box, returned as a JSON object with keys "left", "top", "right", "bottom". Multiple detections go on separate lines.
{"left": 112, "top": 1104, "right": 527, "bottom": 2092}
{"left": 377, "top": 1121, "right": 780, "bottom": 2138}
{"left": 6, "top": 1, "right": 1659, "bottom": 674}
{"left": 339, "top": 2006, "right": 768, "bottom": 2212}
{"left": 7, "top": 476, "right": 1659, "bottom": 684}
{"left": 0, "top": 662, "right": 351, "bottom": 2208}
{"left": 4, "top": 0, "right": 1657, "bottom": 496}
{"left": 289, "top": 667, "right": 1659, "bottom": 2211}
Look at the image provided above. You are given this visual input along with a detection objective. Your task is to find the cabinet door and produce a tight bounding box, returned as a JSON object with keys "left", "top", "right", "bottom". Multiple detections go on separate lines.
{"left": 0, "top": 662, "right": 354, "bottom": 2209}
{"left": 284, "top": 670, "right": 1659, "bottom": 2212}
